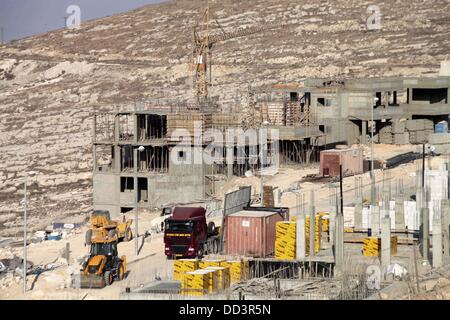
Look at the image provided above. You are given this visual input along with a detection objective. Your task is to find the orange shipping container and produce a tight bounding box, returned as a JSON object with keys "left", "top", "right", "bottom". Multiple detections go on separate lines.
{"left": 224, "top": 210, "right": 284, "bottom": 257}
{"left": 319, "top": 147, "right": 363, "bottom": 177}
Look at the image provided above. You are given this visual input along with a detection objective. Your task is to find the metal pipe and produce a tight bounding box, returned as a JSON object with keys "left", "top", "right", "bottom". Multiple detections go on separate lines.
{"left": 371, "top": 105, "right": 375, "bottom": 205}
{"left": 134, "top": 148, "right": 139, "bottom": 256}
{"left": 422, "top": 143, "right": 425, "bottom": 188}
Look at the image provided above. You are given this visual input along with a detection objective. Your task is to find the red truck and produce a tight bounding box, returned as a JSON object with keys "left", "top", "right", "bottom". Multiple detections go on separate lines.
{"left": 163, "top": 207, "right": 221, "bottom": 258}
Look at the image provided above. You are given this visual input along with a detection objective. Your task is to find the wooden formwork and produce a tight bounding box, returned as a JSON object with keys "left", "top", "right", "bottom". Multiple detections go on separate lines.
{"left": 166, "top": 113, "right": 212, "bottom": 140}
{"left": 211, "top": 113, "right": 242, "bottom": 131}
{"left": 266, "top": 102, "right": 285, "bottom": 126}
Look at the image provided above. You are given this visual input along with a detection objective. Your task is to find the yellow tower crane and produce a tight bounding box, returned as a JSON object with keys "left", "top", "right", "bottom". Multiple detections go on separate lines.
{"left": 191, "top": 7, "right": 281, "bottom": 102}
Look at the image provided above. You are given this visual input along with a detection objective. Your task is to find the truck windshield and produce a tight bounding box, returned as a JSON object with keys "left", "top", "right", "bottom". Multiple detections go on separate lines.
{"left": 90, "top": 243, "right": 116, "bottom": 256}
{"left": 165, "top": 221, "right": 193, "bottom": 233}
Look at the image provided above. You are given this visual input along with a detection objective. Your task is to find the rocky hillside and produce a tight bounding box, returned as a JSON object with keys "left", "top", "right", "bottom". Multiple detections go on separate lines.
{"left": 1, "top": 0, "right": 449, "bottom": 236}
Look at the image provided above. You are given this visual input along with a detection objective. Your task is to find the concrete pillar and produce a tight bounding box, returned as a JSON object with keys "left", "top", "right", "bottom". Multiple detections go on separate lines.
{"left": 381, "top": 217, "right": 391, "bottom": 269}
{"left": 432, "top": 212, "right": 443, "bottom": 268}
{"left": 334, "top": 214, "right": 344, "bottom": 274}
{"left": 114, "top": 145, "right": 121, "bottom": 173}
{"left": 354, "top": 198, "right": 363, "bottom": 230}
{"left": 395, "top": 195, "right": 405, "bottom": 230}
{"left": 308, "top": 191, "right": 316, "bottom": 257}
{"left": 114, "top": 115, "right": 120, "bottom": 143}
{"left": 447, "top": 164, "right": 450, "bottom": 199}
{"left": 133, "top": 113, "right": 138, "bottom": 143}
{"left": 416, "top": 187, "right": 424, "bottom": 228}
{"left": 226, "top": 146, "right": 233, "bottom": 179}
{"left": 420, "top": 207, "right": 430, "bottom": 262}
{"left": 296, "top": 212, "right": 306, "bottom": 260}
{"left": 441, "top": 199, "right": 450, "bottom": 264}
{"left": 329, "top": 205, "right": 336, "bottom": 246}
{"left": 361, "top": 121, "right": 367, "bottom": 144}
{"left": 370, "top": 205, "right": 380, "bottom": 235}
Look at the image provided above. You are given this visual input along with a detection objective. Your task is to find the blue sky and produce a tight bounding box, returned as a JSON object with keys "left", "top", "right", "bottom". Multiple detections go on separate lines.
{"left": 0, "top": 0, "right": 165, "bottom": 42}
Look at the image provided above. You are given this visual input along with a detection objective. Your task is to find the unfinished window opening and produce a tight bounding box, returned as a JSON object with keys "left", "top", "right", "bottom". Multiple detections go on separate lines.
{"left": 138, "top": 146, "right": 169, "bottom": 173}
{"left": 178, "top": 151, "right": 186, "bottom": 160}
{"left": 120, "top": 146, "right": 134, "bottom": 172}
{"left": 138, "top": 114, "right": 167, "bottom": 140}
{"left": 317, "top": 97, "right": 332, "bottom": 107}
{"left": 121, "top": 207, "right": 133, "bottom": 214}
{"left": 138, "top": 178, "right": 148, "bottom": 202}
{"left": 279, "top": 140, "right": 319, "bottom": 166}
{"left": 120, "top": 177, "right": 134, "bottom": 192}
{"left": 290, "top": 92, "right": 299, "bottom": 102}
{"left": 375, "top": 92, "right": 382, "bottom": 107}
{"left": 411, "top": 88, "right": 448, "bottom": 104}
{"left": 94, "top": 145, "right": 113, "bottom": 172}
{"left": 118, "top": 114, "right": 135, "bottom": 141}
{"left": 388, "top": 91, "right": 399, "bottom": 106}
{"left": 319, "top": 125, "right": 325, "bottom": 133}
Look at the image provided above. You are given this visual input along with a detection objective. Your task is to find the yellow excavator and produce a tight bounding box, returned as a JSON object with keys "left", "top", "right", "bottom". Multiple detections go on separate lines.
{"left": 85, "top": 210, "right": 133, "bottom": 245}
{"left": 79, "top": 227, "right": 127, "bottom": 288}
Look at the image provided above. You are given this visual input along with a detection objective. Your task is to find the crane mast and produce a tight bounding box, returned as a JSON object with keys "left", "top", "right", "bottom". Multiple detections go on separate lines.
{"left": 191, "top": 7, "right": 280, "bottom": 102}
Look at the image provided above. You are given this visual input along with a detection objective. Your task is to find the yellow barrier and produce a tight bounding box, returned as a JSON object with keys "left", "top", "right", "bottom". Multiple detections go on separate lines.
{"left": 173, "top": 259, "right": 199, "bottom": 281}
{"left": 182, "top": 269, "right": 212, "bottom": 296}
{"left": 363, "top": 236, "right": 398, "bottom": 257}
{"left": 204, "top": 266, "right": 231, "bottom": 290}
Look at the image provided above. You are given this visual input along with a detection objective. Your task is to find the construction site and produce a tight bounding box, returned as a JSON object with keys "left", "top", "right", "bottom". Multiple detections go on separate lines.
{"left": 1, "top": 0, "right": 450, "bottom": 302}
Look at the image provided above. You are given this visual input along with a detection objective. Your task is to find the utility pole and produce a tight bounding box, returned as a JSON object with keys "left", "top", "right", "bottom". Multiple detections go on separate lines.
{"left": 371, "top": 103, "right": 376, "bottom": 205}
{"left": 134, "top": 148, "right": 139, "bottom": 256}
{"left": 23, "top": 174, "right": 27, "bottom": 294}
{"left": 422, "top": 143, "right": 425, "bottom": 188}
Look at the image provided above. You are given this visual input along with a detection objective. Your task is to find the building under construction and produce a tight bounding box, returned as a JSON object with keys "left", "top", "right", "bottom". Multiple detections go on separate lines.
{"left": 92, "top": 75, "right": 450, "bottom": 216}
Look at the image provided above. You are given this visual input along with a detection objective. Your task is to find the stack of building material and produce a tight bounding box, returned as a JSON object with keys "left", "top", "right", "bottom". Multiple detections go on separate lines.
{"left": 167, "top": 113, "right": 212, "bottom": 140}
{"left": 379, "top": 125, "right": 393, "bottom": 144}
{"left": 173, "top": 259, "right": 199, "bottom": 281}
{"left": 363, "top": 236, "right": 398, "bottom": 257}
{"left": 285, "top": 101, "right": 300, "bottom": 126}
{"left": 275, "top": 216, "right": 321, "bottom": 260}
{"left": 204, "top": 266, "right": 231, "bottom": 290}
{"left": 182, "top": 269, "right": 214, "bottom": 296}
{"left": 393, "top": 122, "right": 409, "bottom": 145}
{"left": 263, "top": 186, "right": 275, "bottom": 207}
{"left": 406, "top": 119, "right": 434, "bottom": 144}
{"left": 266, "top": 102, "right": 285, "bottom": 125}
{"left": 275, "top": 221, "right": 296, "bottom": 260}
{"left": 221, "top": 260, "right": 249, "bottom": 283}
{"left": 317, "top": 212, "right": 330, "bottom": 233}
{"left": 199, "top": 258, "right": 225, "bottom": 269}
{"left": 428, "top": 133, "right": 450, "bottom": 154}
{"left": 291, "top": 214, "right": 328, "bottom": 235}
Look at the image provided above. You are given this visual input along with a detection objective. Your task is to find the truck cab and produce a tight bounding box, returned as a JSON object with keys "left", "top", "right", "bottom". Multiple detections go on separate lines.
{"left": 163, "top": 207, "right": 219, "bottom": 258}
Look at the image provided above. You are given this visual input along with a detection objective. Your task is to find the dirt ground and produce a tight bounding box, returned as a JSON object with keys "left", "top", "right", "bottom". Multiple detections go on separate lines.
{"left": 1, "top": 144, "right": 449, "bottom": 299}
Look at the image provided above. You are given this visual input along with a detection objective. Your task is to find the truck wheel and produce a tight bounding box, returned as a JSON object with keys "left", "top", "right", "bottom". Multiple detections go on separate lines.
{"left": 104, "top": 270, "right": 113, "bottom": 286}
{"left": 85, "top": 229, "right": 92, "bottom": 246}
{"left": 117, "top": 264, "right": 125, "bottom": 281}
{"left": 207, "top": 222, "right": 215, "bottom": 236}
{"left": 197, "top": 246, "right": 204, "bottom": 259}
{"left": 213, "top": 239, "right": 220, "bottom": 254}
{"left": 124, "top": 228, "right": 133, "bottom": 242}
